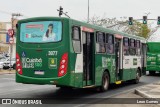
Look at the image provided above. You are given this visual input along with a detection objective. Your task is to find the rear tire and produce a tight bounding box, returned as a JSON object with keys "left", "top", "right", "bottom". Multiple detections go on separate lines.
{"left": 149, "top": 71, "right": 155, "bottom": 75}
{"left": 100, "top": 72, "right": 109, "bottom": 92}
{"left": 59, "top": 86, "right": 73, "bottom": 90}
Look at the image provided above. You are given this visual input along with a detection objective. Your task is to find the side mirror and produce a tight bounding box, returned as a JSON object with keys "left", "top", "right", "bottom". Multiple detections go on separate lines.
{"left": 16, "top": 24, "right": 18, "bottom": 29}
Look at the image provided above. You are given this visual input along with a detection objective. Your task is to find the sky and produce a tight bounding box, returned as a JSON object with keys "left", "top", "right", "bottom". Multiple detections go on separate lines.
{"left": 0, "top": 0, "right": 160, "bottom": 41}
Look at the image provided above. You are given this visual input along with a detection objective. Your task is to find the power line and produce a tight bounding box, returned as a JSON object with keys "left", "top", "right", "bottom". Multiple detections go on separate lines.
{"left": 0, "top": 9, "right": 29, "bottom": 18}
{"left": 0, "top": 10, "right": 12, "bottom": 15}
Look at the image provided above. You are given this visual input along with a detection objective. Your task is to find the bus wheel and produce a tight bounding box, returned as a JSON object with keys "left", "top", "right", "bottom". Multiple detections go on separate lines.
{"left": 149, "top": 71, "right": 155, "bottom": 75}
{"left": 13, "top": 64, "right": 16, "bottom": 69}
{"left": 133, "top": 69, "right": 140, "bottom": 84}
{"left": 100, "top": 72, "right": 109, "bottom": 92}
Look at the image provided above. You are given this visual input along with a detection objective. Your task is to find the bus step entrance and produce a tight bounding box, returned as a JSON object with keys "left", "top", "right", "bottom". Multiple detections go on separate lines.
{"left": 115, "top": 80, "right": 122, "bottom": 85}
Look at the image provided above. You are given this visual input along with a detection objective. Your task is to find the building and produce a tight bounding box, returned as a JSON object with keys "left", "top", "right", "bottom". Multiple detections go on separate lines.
{"left": 0, "top": 22, "right": 16, "bottom": 58}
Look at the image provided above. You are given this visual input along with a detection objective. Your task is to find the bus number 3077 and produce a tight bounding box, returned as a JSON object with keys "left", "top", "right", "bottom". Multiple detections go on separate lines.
{"left": 48, "top": 51, "right": 58, "bottom": 56}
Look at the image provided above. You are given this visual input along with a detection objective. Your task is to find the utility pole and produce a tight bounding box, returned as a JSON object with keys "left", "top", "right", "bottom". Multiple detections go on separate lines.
{"left": 11, "top": 13, "right": 22, "bottom": 30}
{"left": 9, "top": 13, "right": 22, "bottom": 71}
{"left": 87, "top": 0, "right": 89, "bottom": 23}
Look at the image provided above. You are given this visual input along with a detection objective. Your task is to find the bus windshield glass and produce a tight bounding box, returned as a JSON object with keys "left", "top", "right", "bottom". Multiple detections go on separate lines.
{"left": 147, "top": 43, "right": 160, "bottom": 53}
{"left": 20, "top": 21, "right": 62, "bottom": 43}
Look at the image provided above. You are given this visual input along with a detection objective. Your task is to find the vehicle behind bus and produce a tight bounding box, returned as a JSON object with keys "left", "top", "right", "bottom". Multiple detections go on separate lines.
{"left": 146, "top": 42, "right": 160, "bottom": 75}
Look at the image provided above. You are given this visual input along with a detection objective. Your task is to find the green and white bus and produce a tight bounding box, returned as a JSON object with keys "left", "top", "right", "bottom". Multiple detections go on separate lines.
{"left": 146, "top": 42, "right": 160, "bottom": 75}
{"left": 16, "top": 17, "right": 146, "bottom": 91}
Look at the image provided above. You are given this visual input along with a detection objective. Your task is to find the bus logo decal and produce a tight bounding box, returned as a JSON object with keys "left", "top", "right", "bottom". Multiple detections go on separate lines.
{"left": 48, "top": 58, "right": 57, "bottom": 69}
{"left": 22, "top": 51, "right": 26, "bottom": 57}
{"left": 22, "top": 58, "right": 42, "bottom": 68}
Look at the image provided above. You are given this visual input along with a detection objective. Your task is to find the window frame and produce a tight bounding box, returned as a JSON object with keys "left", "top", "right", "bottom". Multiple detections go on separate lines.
{"left": 20, "top": 21, "right": 63, "bottom": 43}
{"left": 129, "top": 38, "right": 136, "bottom": 55}
{"left": 72, "top": 26, "right": 81, "bottom": 53}
{"left": 106, "top": 33, "right": 114, "bottom": 54}
{"left": 136, "top": 40, "right": 141, "bottom": 56}
{"left": 96, "top": 31, "right": 106, "bottom": 53}
{"left": 123, "top": 37, "right": 130, "bottom": 55}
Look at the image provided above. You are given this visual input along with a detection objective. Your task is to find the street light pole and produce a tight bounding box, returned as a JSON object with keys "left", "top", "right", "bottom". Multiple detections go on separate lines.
{"left": 87, "top": 0, "right": 89, "bottom": 23}
{"left": 9, "top": 13, "right": 22, "bottom": 71}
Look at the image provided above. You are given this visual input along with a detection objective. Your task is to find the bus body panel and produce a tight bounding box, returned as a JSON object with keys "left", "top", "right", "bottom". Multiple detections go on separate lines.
{"left": 16, "top": 18, "right": 76, "bottom": 87}
{"left": 123, "top": 56, "right": 141, "bottom": 80}
{"left": 16, "top": 17, "right": 146, "bottom": 89}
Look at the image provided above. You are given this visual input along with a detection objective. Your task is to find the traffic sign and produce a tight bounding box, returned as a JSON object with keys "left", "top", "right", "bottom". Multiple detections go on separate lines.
{"left": 8, "top": 29, "right": 14, "bottom": 37}
{"left": 9, "top": 37, "right": 14, "bottom": 44}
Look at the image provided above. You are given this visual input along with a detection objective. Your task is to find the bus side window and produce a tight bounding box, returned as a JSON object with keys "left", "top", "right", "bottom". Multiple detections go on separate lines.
{"left": 129, "top": 39, "right": 136, "bottom": 55}
{"left": 106, "top": 34, "right": 114, "bottom": 54}
{"left": 123, "top": 37, "right": 129, "bottom": 55}
{"left": 136, "top": 40, "right": 141, "bottom": 56}
{"left": 96, "top": 32, "right": 105, "bottom": 53}
{"left": 72, "top": 26, "right": 81, "bottom": 53}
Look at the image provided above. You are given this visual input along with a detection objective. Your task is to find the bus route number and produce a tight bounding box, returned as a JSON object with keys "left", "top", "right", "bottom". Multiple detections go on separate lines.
{"left": 48, "top": 51, "right": 58, "bottom": 56}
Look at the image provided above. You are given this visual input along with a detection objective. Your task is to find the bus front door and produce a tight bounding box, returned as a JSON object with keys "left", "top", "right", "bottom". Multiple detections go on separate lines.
{"left": 82, "top": 32, "right": 94, "bottom": 86}
{"left": 115, "top": 38, "right": 123, "bottom": 81}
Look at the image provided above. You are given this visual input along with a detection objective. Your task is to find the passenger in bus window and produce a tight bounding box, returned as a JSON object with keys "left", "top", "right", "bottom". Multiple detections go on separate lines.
{"left": 42, "top": 23, "right": 56, "bottom": 41}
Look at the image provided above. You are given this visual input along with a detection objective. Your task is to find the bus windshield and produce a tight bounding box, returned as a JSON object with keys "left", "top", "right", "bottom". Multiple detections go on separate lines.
{"left": 147, "top": 42, "right": 160, "bottom": 53}
{"left": 20, "top": 21, "right": 62, "bottom": 43}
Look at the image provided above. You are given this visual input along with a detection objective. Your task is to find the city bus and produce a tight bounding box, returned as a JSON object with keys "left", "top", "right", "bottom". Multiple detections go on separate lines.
{"left": 16, "top": 17, "right": 146, "bottom": 91}
{"left": 146, "top": 42, "right": 160, "bottom": 75}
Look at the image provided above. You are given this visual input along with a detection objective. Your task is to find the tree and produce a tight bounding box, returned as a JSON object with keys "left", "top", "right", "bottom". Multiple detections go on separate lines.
{"left": 87, "top": 15, "right": 152, "bottom": 39}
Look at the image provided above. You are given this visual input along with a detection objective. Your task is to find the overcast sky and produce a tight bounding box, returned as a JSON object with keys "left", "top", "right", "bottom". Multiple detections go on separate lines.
{"left": 0, "top": 0, "right": 159, "bottom": 21}
{"left": 0, "top": 0, "right": 160, "bottom": 41}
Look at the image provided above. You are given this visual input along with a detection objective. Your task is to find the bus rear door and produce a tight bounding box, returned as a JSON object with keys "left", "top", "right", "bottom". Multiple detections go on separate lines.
{"left": 82, "top": 27, "right": 95, "bottom": 87}
{"left": 115, "top": 34, "right": 123, "bottom": 82}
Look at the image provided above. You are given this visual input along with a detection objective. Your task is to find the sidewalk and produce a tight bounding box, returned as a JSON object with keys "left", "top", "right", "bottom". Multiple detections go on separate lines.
{"left": 87, "top": 82, "right": 160, "bottom": 107}
{"left": 87, "top": 90, "right": 159, "bottom": 107}
{"left": 0, "top": 69, "right": 15, "bottom": 74}
{"left": 135, "top": 81, "right": 160, "bottom": 99}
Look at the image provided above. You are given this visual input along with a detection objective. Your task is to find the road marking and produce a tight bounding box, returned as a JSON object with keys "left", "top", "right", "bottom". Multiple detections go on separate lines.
{"left": 0, "top": 85, "right": 56, "bottom": 96}
{"left": 1, "top": 78, "right": 15, "bottom": 80}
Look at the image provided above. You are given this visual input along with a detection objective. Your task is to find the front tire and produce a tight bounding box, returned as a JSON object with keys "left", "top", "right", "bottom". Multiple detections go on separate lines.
{"left": 100, "top": 72, "right": 109, "bottom": 92}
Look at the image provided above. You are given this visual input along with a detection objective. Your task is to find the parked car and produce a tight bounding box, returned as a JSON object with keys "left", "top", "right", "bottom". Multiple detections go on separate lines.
{"left": 0, "top": 57, "right": 9, "bottom": 69}
{"left": 3, "top": 58, "right": 16, "bottom": 69}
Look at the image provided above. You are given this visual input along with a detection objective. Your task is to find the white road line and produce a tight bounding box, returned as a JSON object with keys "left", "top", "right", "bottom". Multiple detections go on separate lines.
{"left": 0, "top": 82, "right": 17, "bottom": 87}
{"left": 1, "top": 78, "right": 15, "bottom": 80}
{"left": 0, "top": 85, "right": 56, "bottom": 96}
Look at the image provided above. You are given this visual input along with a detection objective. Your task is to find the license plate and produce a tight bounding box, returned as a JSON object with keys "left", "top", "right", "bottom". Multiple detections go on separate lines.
{"left": 34, "top": 70, "right": 44, "bottom": 75}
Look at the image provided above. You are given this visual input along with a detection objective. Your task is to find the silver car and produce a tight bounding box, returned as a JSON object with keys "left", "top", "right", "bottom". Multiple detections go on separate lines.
{"left": 3, "top": 58, "right": 16, "bottom": 69}
{"left": 0, "top": 57, "right": 8, "bottom": 69}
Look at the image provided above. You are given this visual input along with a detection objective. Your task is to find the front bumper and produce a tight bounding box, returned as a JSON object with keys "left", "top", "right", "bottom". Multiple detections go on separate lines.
{"left": 146, "top": 65, "right": 160, "bottom": 71}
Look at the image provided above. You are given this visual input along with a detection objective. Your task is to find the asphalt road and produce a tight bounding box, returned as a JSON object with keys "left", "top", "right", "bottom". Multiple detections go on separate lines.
{"left": 0, "top": 71, "right": 160, "bottom": 107}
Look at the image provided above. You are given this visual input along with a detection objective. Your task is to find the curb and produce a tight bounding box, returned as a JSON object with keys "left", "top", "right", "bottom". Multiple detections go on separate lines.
{"left": 0, "top": 72, "right": 15, "bottom": 75}
{"left": 135, "top": 89, "right": 160, "bottom": 106}
{"left": 135, "top": 89, "right": 152, "bottom": 98}
{"left": 0, "top": 70, "right": 15, "bottom": 75}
